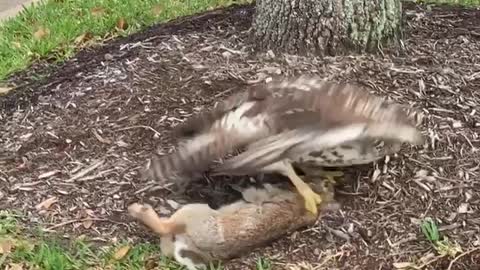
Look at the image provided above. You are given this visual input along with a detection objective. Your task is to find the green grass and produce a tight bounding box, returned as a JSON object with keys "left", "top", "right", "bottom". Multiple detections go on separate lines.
{"left": 256, "top": 257, "right": 273, "bottom": 270}
{"left": 414, "top": 0, "right": 480, "bottom": 6}
{"left": 0, "top": 0, "right": 479, "bottom": 82}
{"left": 0, "top": 0, "right": 252, "bottom": 81}
{"left": 420, "top": 218, "right": 462, "bottom": 258}
{"left": 0, "top": 210, "right": 272, "bottom": 270}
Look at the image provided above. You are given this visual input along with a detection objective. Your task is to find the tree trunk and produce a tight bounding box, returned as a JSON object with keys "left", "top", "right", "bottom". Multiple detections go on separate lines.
{"left": 253, "top": 0, "right": 402, "bottom": 56}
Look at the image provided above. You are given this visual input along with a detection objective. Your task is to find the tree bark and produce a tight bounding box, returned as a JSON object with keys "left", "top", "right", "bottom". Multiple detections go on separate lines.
{"left": 253, "top": 0, "right": 402, "bottom": 56}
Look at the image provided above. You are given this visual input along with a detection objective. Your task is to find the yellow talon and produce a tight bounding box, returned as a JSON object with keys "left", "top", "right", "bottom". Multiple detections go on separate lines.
{"left": 299, "top": 185, "right": 323, "bottom": 215}
{"left": 315, "top": 169, "right": 344, "bottom": 185}
{"left": 284, "top": 164, "right": 323, "bottom": 216}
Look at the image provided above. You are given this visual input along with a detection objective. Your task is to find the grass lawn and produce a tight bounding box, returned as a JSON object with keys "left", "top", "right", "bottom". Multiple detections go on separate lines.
{"left": 0, "top": 210, "right": 182, "bottom": 270}
{"left": 0, "top": 210, "right": 275, "bottom": 270}
{"left": 0, "top": 0, "right": 251, "bottom": 81}
{"left": 0, "top": 0, "right": 477, "bottom": 82}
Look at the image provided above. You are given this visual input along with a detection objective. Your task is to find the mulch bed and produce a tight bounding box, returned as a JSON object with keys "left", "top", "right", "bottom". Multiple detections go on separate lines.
{"left": 1, "top": 2, "right": 480, "bottom": 269}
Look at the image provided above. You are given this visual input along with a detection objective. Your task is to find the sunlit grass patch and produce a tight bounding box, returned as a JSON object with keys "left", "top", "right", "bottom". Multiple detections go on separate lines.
{"left": 0, "top": 0, "right": 252, "bottom": 81}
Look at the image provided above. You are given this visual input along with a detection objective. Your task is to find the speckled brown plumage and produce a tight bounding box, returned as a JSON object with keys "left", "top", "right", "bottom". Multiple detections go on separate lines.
{"left": 145, "top": 75, "right": 424, "bottom": 214}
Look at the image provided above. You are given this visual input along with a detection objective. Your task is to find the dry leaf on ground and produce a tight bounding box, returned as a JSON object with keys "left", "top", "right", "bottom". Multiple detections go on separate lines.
{"left": 90, "top": 6, "right": 106, "bottom": 17}
{"left": 6, "top": 264, "right": 23, "bottom": 270}
{"left": 116, "top": 18, "right": 128, "bottom": 30}
{"left": 152, "top": 4, "right": 163, "bottom": 16}
{"left": 11, "top": 42, "right": 21, "bottom": 49}
{"left": 0, "top": 238, "right": 14, "bottom": 254}
{"left": 0, "top": 87, "right": 13, "bottom": 95}
{"left": 112, "top": 245, "right": 131, "bottom": 260}
{"left": 74, "top": 32, "right": 94, "bottom": 45}
{"left": 33, "top": 26, "right": 50, "bottom": 40}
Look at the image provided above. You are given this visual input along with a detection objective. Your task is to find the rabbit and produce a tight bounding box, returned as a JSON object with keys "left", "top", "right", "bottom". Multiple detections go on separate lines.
{"left": 128, "top": 179, "right": 339, "bottom": 270}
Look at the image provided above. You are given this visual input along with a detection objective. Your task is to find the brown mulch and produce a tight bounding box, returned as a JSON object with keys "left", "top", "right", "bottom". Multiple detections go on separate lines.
{"left": 1, "top": 2, "right": 480, "bottom": 269}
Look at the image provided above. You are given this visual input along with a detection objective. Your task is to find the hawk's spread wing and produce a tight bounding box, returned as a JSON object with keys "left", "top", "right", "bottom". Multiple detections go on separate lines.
{"left": 145, "top": 89, "right": 272, "bottom": 184}
{"left": 171, "top": 82, "right": 271, "bottom": 140}
{"left": 145, "top": 75, "right": 424, "bottom": 184}
{"left": 211, "top": 76, "right": 424, "bottom": 175}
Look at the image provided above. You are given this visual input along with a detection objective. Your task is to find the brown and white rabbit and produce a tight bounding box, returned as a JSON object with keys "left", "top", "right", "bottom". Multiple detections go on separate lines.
{"left": 128, "top": 179, "right": 339, "bottom": 270}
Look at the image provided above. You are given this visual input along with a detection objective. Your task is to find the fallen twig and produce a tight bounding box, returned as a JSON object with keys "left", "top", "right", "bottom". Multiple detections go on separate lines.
{"left": 44, "top": 218, "right": 107, "bottom": 232}
{"left": 64, "top": 159, "right": 105, "bottom": 183}
{"left": 447, "top": 247, "right": 480, "bottom": 270}
{"left": 115, "top": 125, "right": 162, "bottom": 137}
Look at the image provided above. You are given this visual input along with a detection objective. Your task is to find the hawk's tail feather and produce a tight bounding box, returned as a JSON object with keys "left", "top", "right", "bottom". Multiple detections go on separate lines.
{"left": 364, "top": 123, "right": 425, "bottom": 146}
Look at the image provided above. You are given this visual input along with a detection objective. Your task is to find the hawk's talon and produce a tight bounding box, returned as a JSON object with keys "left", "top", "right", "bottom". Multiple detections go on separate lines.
{"left": 317, "top": 170, "right": 344, "bottom": 185}
{"left": 284, "top": 164, "right": 323, "bottom": 216}
{"left": 298, "top": 186, "right": 322, "bottom": 216}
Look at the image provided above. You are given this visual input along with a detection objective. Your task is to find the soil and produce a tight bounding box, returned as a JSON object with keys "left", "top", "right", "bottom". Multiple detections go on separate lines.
{"left": 1, "top": 2, "right": 480, "bottom": 269}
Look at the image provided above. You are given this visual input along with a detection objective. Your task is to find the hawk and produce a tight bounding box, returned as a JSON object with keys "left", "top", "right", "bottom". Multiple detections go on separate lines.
{"left": 145, "top": 75, "right": 424, "bottom": 215}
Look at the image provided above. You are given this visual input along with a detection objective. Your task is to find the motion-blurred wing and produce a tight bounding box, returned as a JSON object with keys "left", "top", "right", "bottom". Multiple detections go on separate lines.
{"left": 212, "top": 75, "right": 424, "bottom": 174}
{"left": 212, "top": 121, "right": 422, "bottom": 175}
{"left": 145, "top": 98, "right": 272, "bottom": 184}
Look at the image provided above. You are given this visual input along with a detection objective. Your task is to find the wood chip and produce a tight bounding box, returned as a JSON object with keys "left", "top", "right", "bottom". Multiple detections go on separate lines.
{"left": 82, "top": 219, "right": 93, "bottom": 229}
{"left": 166, "top": 199, "right": 180, "bottom": 209}
{"left": 458, "top": 203, "right": 469, "bottom": 214}
{"left": 393, "top": 262, "right": 413, "bottom": 269}
{"left": 65, "top": 159, "right": 105, "bottom": 183}
{"left": 38, "top": 170, "right": 60, "bottom": 179}
{"left": 35, "top": 196, "right": 58, "bottom": 210}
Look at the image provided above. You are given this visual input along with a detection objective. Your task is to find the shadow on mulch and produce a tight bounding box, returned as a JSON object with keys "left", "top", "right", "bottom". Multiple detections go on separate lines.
{"left": 1, "top": 2, "right": 480, "bottom": 270}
